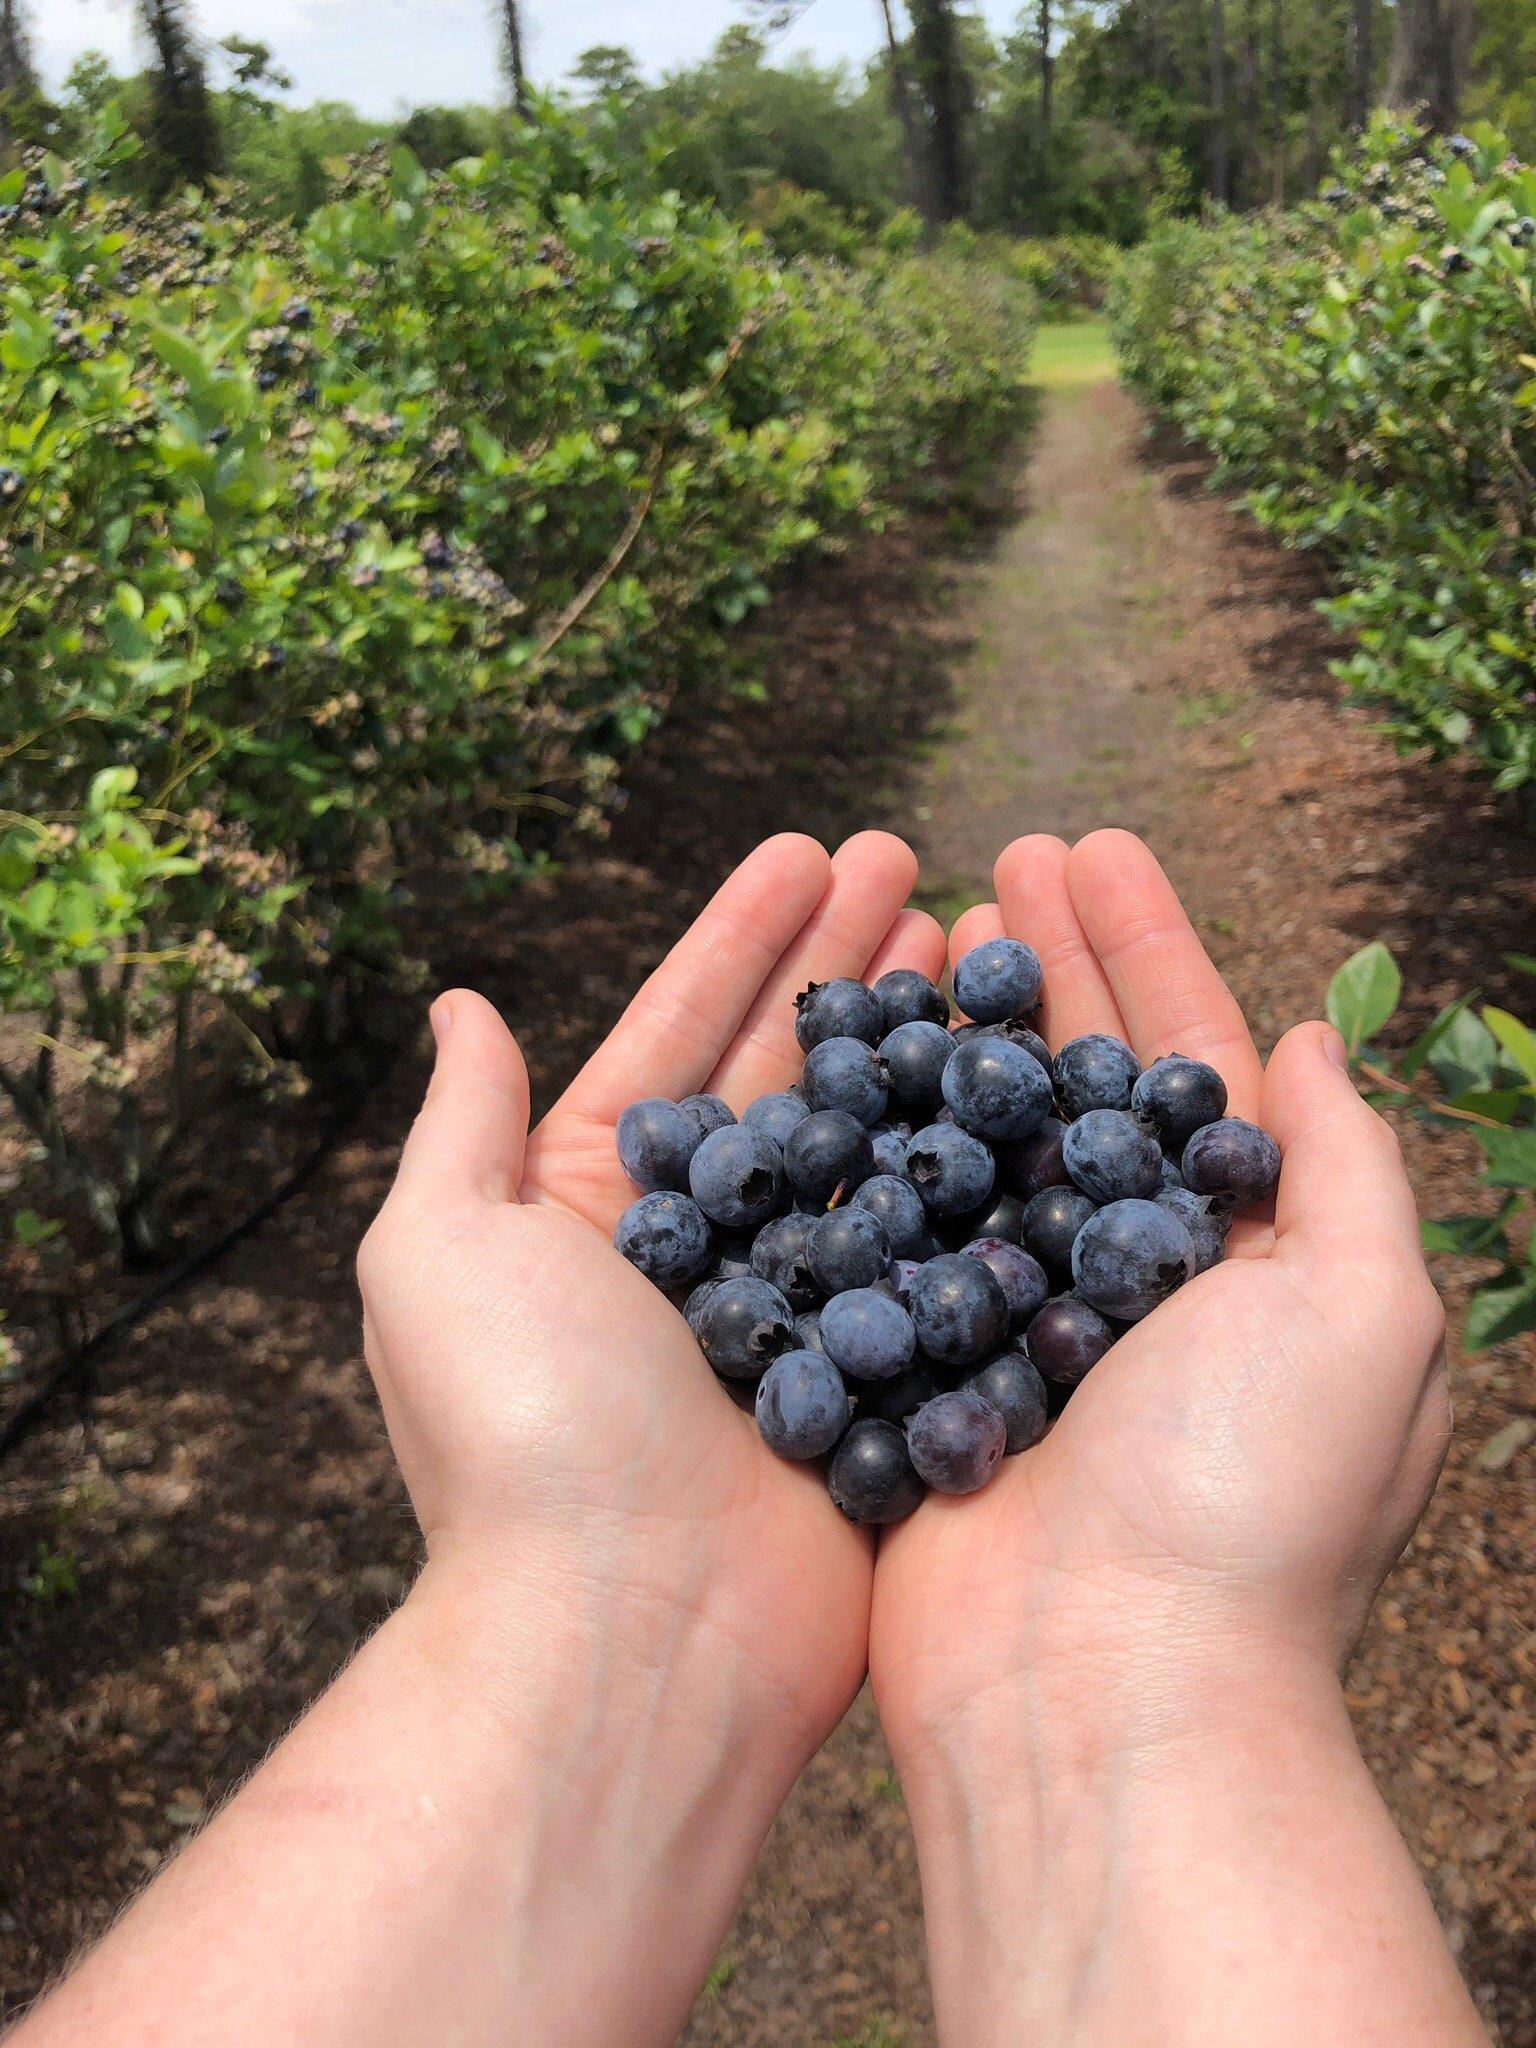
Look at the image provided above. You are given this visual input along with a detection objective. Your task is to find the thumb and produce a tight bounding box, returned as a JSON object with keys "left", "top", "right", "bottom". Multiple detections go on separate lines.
{"left": 393, "top": 989, "right": 531, "bottom": 1211}
{"left": 1262, "top": 1020, "right": 1422, "bottom": 1263}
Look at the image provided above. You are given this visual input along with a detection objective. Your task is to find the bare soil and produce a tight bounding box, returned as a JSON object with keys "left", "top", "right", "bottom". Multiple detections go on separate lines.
{"left": 3, "top": 362, "right": 1534, "bottom": 2046}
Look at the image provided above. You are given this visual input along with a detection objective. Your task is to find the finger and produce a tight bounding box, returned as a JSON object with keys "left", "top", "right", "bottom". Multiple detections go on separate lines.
{"left": 865, "top": 906, "right": 951, "bottom": 988}
{"left": 709, "top": 830, "right": 920, "bottom": 1104}
{"left": 1263, "top": 1021, "right": 1424, "bottom": 1261}
{"left": 947, "top": 900, "right": 1004, "bottom": 980}
{"left": 1067, "top": 829, "right": 1264, "bottom": 1116}
{"left": 550, "top": 833, "right": 831, "bottom": 1126}
{"left": 392, "top": 990, "right": 531, "bottom": 1210}
{"left": 993, "top": 834, "right": 1123, "bottom": 1048}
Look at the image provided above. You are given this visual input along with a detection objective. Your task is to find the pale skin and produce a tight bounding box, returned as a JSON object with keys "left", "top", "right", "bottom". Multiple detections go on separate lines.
{"left": 10, "top": 829, "right": 1488, "bottom": 2048}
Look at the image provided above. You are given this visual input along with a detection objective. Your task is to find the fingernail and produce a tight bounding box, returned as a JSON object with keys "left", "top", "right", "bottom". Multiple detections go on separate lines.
{"left": 1321, "top": 1027, "right": 1349, "bottom": 1072}
{"left": 430, "top": 995, "right": 454, "bottom": 1045}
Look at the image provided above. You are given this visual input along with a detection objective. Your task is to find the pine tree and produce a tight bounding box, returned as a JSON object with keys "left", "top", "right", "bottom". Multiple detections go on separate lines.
{"left": 136, "top": 0, "right": 223, "bottom": 188}
{"left": 1387, "top": 0, "right": 1473, "bottom": 129}
{"left": 498, "top": 0, "right": 531, "bottom": 118}
{"left": 0, "top": 0, "right": 42, "bottom": 147}
{"left": 906, "top": 0, "right": 970, "bottom": 220}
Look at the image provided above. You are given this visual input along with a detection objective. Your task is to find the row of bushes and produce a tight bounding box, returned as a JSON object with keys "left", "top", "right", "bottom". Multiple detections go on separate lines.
{"left": 0, "top": 112, "right": 1036, "bottom": 1268}
{"left": 1110, "top": 118, "right": 1536, "bottom": 794}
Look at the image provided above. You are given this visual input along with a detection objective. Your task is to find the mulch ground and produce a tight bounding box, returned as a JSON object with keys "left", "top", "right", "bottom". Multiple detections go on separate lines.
{"left": 1, "top": 375, "right": 1533, "bottom": 2045}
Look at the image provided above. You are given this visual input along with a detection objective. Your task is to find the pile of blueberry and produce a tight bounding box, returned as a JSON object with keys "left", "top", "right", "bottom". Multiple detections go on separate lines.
{"left": 614, "top": 939, "right": 1280, "bottom": 1526}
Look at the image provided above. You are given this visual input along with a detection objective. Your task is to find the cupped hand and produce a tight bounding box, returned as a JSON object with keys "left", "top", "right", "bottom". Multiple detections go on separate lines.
{"left": 872, "top": 830, "right": 1450, "bottom": 1762}
{"left": 358, "top": 831, "right": 946, "bottom": 1758}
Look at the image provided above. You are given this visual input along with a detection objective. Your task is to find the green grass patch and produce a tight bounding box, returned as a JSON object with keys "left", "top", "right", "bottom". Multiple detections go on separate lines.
{"left": 1032, "top": 319, "right": 1115, "bottom": 391}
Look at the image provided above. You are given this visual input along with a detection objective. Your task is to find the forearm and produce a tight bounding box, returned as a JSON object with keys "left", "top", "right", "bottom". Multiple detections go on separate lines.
{"left": 892, "top": 1636, "right": 1488, "bottom": 2048}
{"left": 16, "top": 1549, "right": 797, "bottom": 2048}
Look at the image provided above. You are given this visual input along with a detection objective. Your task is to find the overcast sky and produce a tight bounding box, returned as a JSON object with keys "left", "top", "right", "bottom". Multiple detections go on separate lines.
{"left": 37, "top": 3, "right": 1019, "bottom": 118}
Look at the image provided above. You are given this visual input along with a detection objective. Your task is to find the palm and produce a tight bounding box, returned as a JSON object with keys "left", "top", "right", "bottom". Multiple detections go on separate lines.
{"left": 872, "top": 831, "right": 1446, "bottom": 1743}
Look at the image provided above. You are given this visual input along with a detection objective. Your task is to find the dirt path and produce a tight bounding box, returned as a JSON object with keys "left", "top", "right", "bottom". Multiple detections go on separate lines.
{"left": 3, "top": 333, "right": 1533, "bottom": 2045}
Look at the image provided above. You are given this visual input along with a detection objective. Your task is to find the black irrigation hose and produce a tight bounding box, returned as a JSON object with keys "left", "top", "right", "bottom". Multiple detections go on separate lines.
{"left": 0, "top": 1104, "right": 362, "bottom": 1466}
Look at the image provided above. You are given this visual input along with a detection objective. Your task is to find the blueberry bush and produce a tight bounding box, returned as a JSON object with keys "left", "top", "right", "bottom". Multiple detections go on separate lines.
{"left": 1328, "top": 942, "right": 1536, "bottom": 1351}
{"left": 0, "top": 114, "right": 1035, "bottom": 1264}
{"left": 1111, "top": 118, "right": 1536, "bottom": 794}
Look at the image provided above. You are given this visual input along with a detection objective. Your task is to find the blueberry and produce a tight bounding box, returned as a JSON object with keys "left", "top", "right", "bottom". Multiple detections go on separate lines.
{"left": 906, "top": 1387, "right": 1007, "bottom": 1493}
{"left": 858, "top": 1358, "right": 943, "bottom": 1424}
{"left": 941, "top": 1033, "right": 1053, "bottom": 1142}
{"left": 965, "top": 1349, "right": 1048, "bottom": 1453}
{"left": 1156, "top": 1185, "right": 1231, "bottom": 1274}
{"left": 742, "top": 1089, "right": 810, "bottom": 1148}
{"left": 869, "top": 1121, "right": 913, "bottom": 1176}
{"left": 615, "top": 1190, "right": 714, "bottom": 1289}
{"left": 905, "top": 1123, "right": 996, "bottom": 1216}
{"left": 616, "top": 1097, "right": 702, "bottom": 1192}
{"left": 1181, "top": 1117, "right": 1282, "bottom": 1208}
{"left": 683, "top": 1278, "right": 721, "bottom": 1336}
{"left": 696, "top": 1276, "right": 795, "bottom": 1378}
{"left": 808, "top": 1206, "right": 891, "bottom": 1292}
{"left": 1026, "top": 1294, "right": 1116, "bottom": 1385}
{"left": 755, "top": 1350, "right": 852, "bottom": 1459}
{"left": 1053, "top": 1034, "right": 1142, "bottom": 1117}
{"left": 879, "top": 1019, "right": 955, "bottom": 1113}
{"left": 908, "top": 1253, "right": 1009, "bottom": 1366}
{"left": 961, "top": 1238, "right": 1049, "bottom": 1329}
{"left": 714, "top": 1232, "right": 756, "bottom": 1279}
{"left": 1132, "top": 1055, "right": 1229, "bottom": 1152}
{"left": 802, "top": 1035, "right": 889, "bottom": 1126}
{"left": 688, "top": 1124, "right": 785, "bottom": 1229}
{"left": 955, "top": 1019, "right": 1052, "bottom": 1072}
{"left": 1020, "top": 1185, "right": 1099, "bottom": 1279}
{"left": 1071, "top": 1199, "right": 1194, "bottom": 1320}
{"left": 819, "top": 1286, "right": 918, "bottom": 1380}
{"left": 829, "top": 1418, "right": 925, "bottom": 1524}
{"left": 795, "top": 977, "right": 883, "bottom": 1052}
{"left": 1062, "top": 1108, "right": 1164, "bottom": 1203}
{"left": 681, "top": 1092, "right": 736, "bottom": 1138}
{"left": 795, "top": 1307, "right": 826, "bottom": 1354}
{"left": 784, "top": 1110, "right": 875, "bottom": 1206}
{"left": 995, "top": 1115, "right": 1070, "bottom": 1200}
{"left": 851, "top": 1173, "right": 930, "bottom": 1257}
{"left": 1159, "top": 1153, "right": 1188, "bottom": 1191}
{"left": 873, "top": 967, "right": 949, "bottom": 1032}
{"left": 953, "top": 937, "right": 1044, "bottom": 1024}
{"left": 950, "top": 1190, "right": 1027, "bottom": 1246}
{"left": 750, "top": 1212, "right": 820, "bottom": 1309}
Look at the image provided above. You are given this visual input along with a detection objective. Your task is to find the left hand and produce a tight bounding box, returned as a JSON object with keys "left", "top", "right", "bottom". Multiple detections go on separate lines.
{"left": 359, "top": 829, "right": 946, "bottom": 1762}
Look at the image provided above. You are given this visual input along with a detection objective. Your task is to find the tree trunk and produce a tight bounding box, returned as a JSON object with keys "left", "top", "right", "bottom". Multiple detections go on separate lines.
{"left": 907, "top": 0, "right": 970, "bottom": 222}
{"left": 136, "top": 1, "right": 222, "bottom": 187}
{"left": 1207, "top": 0, "right": 1231, "bottom": 205}
{"left": 501, "top": 0, "right": 530, "bottom": 119}
{"left": 1348, "top": 0, "right": 1374, "bottom": 131}
{"left": 1386, "top": 0, "right": 1472, "bottom": 130}
{"left": 876, "top": 0, "right": 937, "bottom": 222}
{"left": 1268, "top": 0, "right": 1286, "bottom": 202}
{"left": 0, "top": 0, "right": 37, "bottom": 99}
{"left": 1037, "top": 0, "right": 1053, "bottom": 145}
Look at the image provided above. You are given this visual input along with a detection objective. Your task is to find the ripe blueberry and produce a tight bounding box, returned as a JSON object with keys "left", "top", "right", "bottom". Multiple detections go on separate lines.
{"left": 961, "top": 1238, "right": 1049, "bottom": 1329}
{"left": 688, "top": 1124, "right": 785, "bottom": 1230}
{"left": 941, "top": 1033, "right": 1053, "bottom": 1142}
{"left": 1132, "top": 1055, "right": 1229, "bottom": 1151}
{"left": 755, "top": 1350, "right": 852, "bottom": 1460}
{"left": 742, "top": 1090, "right": 810, "bottom": 1148}
{"left": 1053, "top": 1034, "right": 1142, "bottom": 1117}
{"left": 794, "top": 977, "right": 883, "bottom": 1052}
{"left": 750, "top": 1212, "right": 820, "bottom": 1310}
{"left": 696, "top": 1276, "right": 795, "bottom": 1378}
{"left": 808, "top": 1207, "right": 892, "bottom": 1293}
{"left": 614, "top": 1190, "right": 714, "bottom": 1289}
{"left": 1071, "top": 1199, "right": 1194, "bottom": 1321}
{"left": 1026, "top": 1294, "right": 1116, "bottom": 1385}
{"left": 953, "top": 937, "right": 1043, "bottom": 1024}
{"left": 908, "top": 1253, "right": 1009, "bottom": 1366}
{"left": 1062, "top": 1108, "right": 1164, "bottom": 1203}
{"left": 784, "top": 1110, "right": 875, "bottom": 1205}
{"left": 616, "top": 1097, "right": 702, "bottom": 1193}
{"left": 819, "top": 1286, "right": 918, "bottom": 1380}
{"left": 879, "top": 1019, "right": 955, "bottom": 1113}
{"left": 851, "top": 1172, "right": 930, "bottom": 1258}
{"left": 906, "top": 1387, "right": 1008, "bottom": 1493}
{"left": 1020, "top": 1184, "right": 1099, "bottom": 1279}
{"left": 874, "top": 967, "right": 949, "bottom": 1032}
{"left": 905, "top": 1122, "right": 996, "bottom": 1216}
{"left": 829, "top": 1419, "right": 925, "bottom": 1524}
{"left": 965, "top": 1349, "right": 1049, "bottom": 1453}
{"left": 1181, "top": 1117, "right": 1282, "bottom": 1207}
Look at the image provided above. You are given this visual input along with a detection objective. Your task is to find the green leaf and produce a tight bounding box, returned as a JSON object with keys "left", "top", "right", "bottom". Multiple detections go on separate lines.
{"left": 1464, "top": 1267, "right": 1536, "bottom": 1351}
{"left": 1397, "top": 999, "right": 1468, "bottom": 1081}
{"left": 1505, "top": 954, "right": 1536, "bottom": 978}
{"left": 1475, "top": 1125, "right": 1536, "bottom": 1188}
{"left": 1326, "top": 941, "right": 1401, "bottom": 1055}
{"left": 1427, "top": 1007, "right": 1501, "bottom": 1096}
{"left": 1420, "top": 1198, "right": 1519, "bottom": 1258}
{"left": 1483, "top": 1006, "right": 1536, "bottom": 1083}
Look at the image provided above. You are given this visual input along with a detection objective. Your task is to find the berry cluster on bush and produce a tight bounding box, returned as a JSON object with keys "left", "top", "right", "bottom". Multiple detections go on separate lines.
{"left": 0, "top": 114, "right": 1035, "bottom": 1262}
{"left": 615, "top": 943, "right": 1280, "bottom": 1523}
{"left": 1111, "top": 115, "right": 1536, "bottom": 795}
